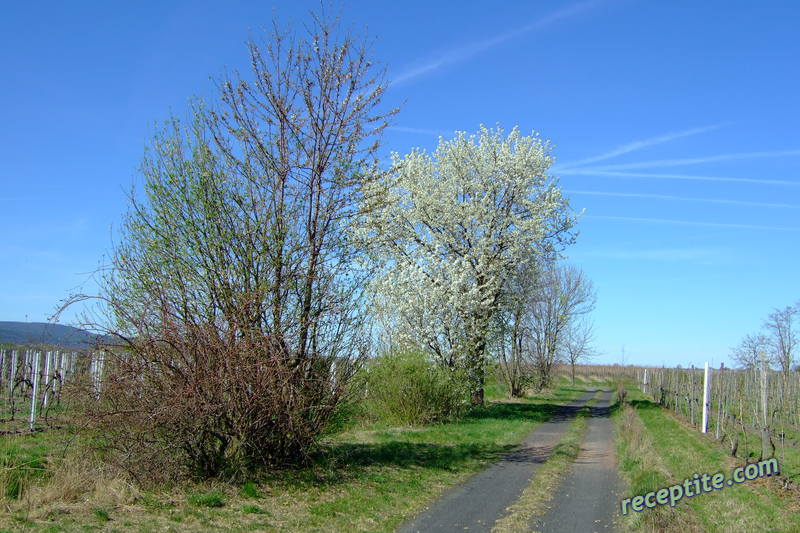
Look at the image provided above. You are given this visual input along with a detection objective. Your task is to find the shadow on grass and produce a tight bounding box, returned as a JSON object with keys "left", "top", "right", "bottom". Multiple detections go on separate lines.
{"left": 629, "top": 399, "right": 661, "bottom": 411}
{"left": 463, "top": 400, "right": 560, "bottom": 422}
{"left": 259, "top": 441, "right": 519, "bottom": 487}
{"left": 324, "top": 440, "right": 514, "bottom": 470}
{"left": 266, "top": 401, "right": 568, "bottom": 487}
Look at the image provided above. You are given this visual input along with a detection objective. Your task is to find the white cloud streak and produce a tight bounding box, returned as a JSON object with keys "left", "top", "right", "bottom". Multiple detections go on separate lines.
{"left": 576, "top": 150, "right": 800, "bottom": 171}
{"left": 390, "top": 0, "right": 603, "bottom": 86}
{"left": 565, "top": 189, "right": 800, "bottom": 209}
{"left": 585, "top": 215, "right": 800, "bottom": 232}
{"left": 554, "top": 124, "right": 724, "bottom": 171}
{"left": 579, "top": 247, "right": 721, "bottom": 261}
{"left": 558, "top": 169, "right": 800, "bottom": 187}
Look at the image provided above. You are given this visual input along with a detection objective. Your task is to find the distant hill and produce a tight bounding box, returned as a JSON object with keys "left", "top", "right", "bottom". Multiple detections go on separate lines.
{"left": 0, "top": 321, "right": 112, "bottom": 349}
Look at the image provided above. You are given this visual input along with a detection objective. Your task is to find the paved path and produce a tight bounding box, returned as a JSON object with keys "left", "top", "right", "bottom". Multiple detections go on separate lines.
{"left": 532, "top": 390, "right": 624, "bottom": 533}
{"left": 397, "top": 390, "right": 600, "bottom": 533}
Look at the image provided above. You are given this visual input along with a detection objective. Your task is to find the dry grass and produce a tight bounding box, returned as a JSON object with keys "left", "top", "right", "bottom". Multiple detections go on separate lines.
{"left": 615, "top": 404, "right": 704, "bottom": 533}
{"left": 1, "top": 448, "right": 140, "bottom": 525}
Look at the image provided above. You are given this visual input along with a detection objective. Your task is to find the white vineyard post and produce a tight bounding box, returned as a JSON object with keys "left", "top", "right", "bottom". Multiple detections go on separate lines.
{"left": 643, "top": 368, "right": 648, "bottom": 396}
{"left": 0, "top": 349, "right": 5, "bottom": 391}
{"left": 8, "top": 350, "right": 18, "bottom": 399}
{"left": 42, "top": 351, "right": 51, "bottom": 410}
{"left": 66, "top": 351, "right": 73, "bottom": 379}
{"left": 701, "top": 361, "right": 710, "bottom": 434}
{"left": 22, "top": 350, "right": 30, "bottom": 394}
{"left": 89, "top": 353, "right": 96, "bottom": 396}
{"left": 97, "top": 351, "right": 105, "bottom": 396}
{"left": 54, "top": 350, "right": 63, "bottom": 399}
{"left": 29, "top": 351, "right": 40, "bottom": 431}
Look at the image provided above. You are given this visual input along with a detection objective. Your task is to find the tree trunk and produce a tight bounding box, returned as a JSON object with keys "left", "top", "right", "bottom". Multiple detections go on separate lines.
{"left": 471, "top": 382, "right": 485, "bottom": 406}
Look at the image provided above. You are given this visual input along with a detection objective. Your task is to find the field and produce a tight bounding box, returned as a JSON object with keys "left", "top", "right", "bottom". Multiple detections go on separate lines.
{"left": 2, "top": 360, "right": 800, "bottom": 532}
{"left": 615, "top": 386, "right": 800, "bottom": 532}
{"left": 0, "top": 368, "right": 609, "bottom": 532}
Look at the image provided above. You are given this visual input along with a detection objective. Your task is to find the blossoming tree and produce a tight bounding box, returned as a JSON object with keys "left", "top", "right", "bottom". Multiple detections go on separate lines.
{"left": 356, "top": 126, "right": 576, "bottom": 405}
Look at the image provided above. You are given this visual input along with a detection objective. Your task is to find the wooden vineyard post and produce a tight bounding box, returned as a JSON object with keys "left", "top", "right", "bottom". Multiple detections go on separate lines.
{"left": 702, "top": 362, "right": 710, "bottom": 433}
{"left": 760, "top": 352, "right": 771, "bottom": 459}
{"left": 690, "top": 365, "right": 696, "bottom": 426}
{"left": 715, "top": 363, "right": 724, "bottom": 440}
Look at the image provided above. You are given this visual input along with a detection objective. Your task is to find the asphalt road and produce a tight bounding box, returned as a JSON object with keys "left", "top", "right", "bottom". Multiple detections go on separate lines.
{"left": 397, "top": 390, "right": 600, "bottom": 533}
{"left": 531, "top": 390, "right": 624, "bottom": 533}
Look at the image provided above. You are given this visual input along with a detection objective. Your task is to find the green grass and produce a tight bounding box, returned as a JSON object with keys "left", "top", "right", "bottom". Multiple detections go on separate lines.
{"left": 0, "top": 438, "right": 51, "bottom": 499}
{"left": 617, "top": 387, "right": 800, "bottom": 532}
{"left": 187, "top": 490, "right": 226, "bottom": 508}
{"left": 239, "top": 481, "right": 261, "bottom": 499}
{"left": 0, "top": 381, "right": 601, "bottom": 532}
{"left": 93, "top": 507, "right": 111, "bottom": 521}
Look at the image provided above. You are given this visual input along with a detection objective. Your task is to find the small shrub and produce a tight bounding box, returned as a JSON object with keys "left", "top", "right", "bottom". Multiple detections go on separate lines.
{"left": 616, "top": 381, "right": 628, "bottom": 404}
{"left": 239, "top": 481, "right": 260, "bottom": 499}
{"left": 187, "top": 489, "right": 225, "bottom": 508}
{"left": 242, "top": 504, "right": 266, "bottom": 514}
{"left": 93, "top": 508, "right": 111, "bottom": 521}
{"left": 361, "top": 350, "right": 468, "bottom": 426}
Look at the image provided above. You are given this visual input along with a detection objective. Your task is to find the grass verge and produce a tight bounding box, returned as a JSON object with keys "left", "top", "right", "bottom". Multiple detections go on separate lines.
{"left": 0, "top": 383, "right": 607, "bottom": 532}
{"left": 616, "top": 387, "right": 800, "bottom": 532}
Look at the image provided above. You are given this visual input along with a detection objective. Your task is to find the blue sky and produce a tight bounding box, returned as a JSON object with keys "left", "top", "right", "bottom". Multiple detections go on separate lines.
{"left": 1, "top": 1, "right": 798, "bottom": 367}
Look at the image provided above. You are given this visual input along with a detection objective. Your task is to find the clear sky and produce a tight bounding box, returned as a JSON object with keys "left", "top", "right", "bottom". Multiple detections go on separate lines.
{"left": 2, "top": 1, "right": 798, "bottom": 367}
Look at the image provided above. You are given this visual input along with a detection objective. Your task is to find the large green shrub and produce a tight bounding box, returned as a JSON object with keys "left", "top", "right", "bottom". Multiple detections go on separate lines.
{"left": 362, "top": 351, "right": 468, "bottom": 425}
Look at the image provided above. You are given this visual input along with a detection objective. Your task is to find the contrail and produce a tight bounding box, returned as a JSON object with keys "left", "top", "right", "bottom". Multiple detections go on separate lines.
{"left": 390, "top": 0, "right": 604, "bottom": 86}
{"left": 579, "top": 247, "right": 720, "bottom": 261}
{"left": 554, "top": 124, "right": 724, "bottom": 171}
{"left": 565, "top": 189, "right": 800, "bottom": 209}
{"left": 558, "top": 169, "right": 800, "bottom": 187}
{"left": 585, "top": 215, "right": 800, "bottom": 232}
{"left": 578, "top": 149, "right": 800, "bottom": 171}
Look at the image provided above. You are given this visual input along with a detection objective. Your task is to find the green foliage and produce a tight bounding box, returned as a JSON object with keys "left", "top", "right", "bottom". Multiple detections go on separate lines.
{"left": 238, "top": 481, "right": 260, "bottom": 499}
{"left": 93, "top": 508, "right": 111, "bottom": 521}
{"left": 361, "top": 351, "right": 469, "bottom": 426}
{"left": 322, "top": 397, "right": 367, "bottom": 436}
{"left": 242, "top": 504, "right": 266, "bottom": 514}
{"left": 186, "top": 489, "right": 225, "bottom": 508}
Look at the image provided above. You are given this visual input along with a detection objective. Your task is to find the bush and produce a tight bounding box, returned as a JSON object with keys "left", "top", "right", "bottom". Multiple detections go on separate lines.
{"left": 361, "top": 351, "right": 468, "bottom": 426}
{"left": 68, "top": 329, "right": 350, "bottom": 482}
{"left": 61, "top": 8, "right": 388, "bottom": 484}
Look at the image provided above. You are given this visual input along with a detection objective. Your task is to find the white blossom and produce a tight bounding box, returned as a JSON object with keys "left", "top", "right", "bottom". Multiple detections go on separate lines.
{"left": 354, "top": 125, "right": 577, "bottom": 396}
